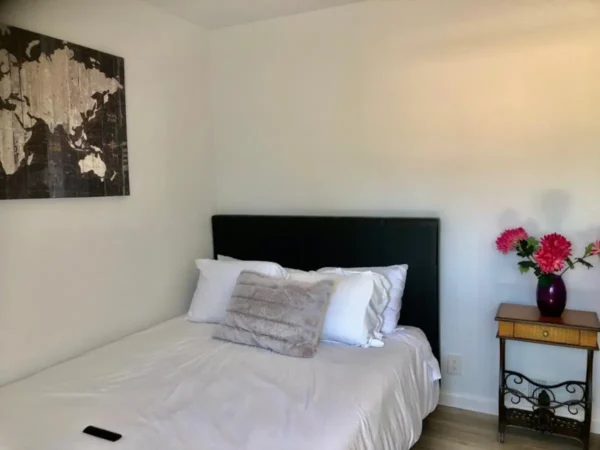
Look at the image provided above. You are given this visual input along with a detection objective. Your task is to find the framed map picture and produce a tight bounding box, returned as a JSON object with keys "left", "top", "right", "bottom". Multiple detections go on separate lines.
{"left": 0, "top": 24, "right": 129, "bottom": 199}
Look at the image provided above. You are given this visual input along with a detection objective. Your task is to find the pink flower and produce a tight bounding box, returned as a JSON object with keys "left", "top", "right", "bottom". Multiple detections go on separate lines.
{"left": 496, "top": 228, "right": 529, "bottom": 254}
{"left": 590, "top": 240, "right": 600, "bottom": 256}
{"left": 535, "top": 248, "right": 566, "bottom": 273}
{"left": 534, "top": 233, "right": 572, "bottom": 274}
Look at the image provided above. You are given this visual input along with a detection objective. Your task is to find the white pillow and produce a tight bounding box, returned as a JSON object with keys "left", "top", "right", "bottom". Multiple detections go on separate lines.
{"left": 188, "top": 259, "right": 287, "bottom": 323}
{"left": 219, "top": 256, "right": 395, "bottom": 338}
{"left": 319, "top": 265, "right": 408, "bottom": 334}
{"left": 288, "top": 270, "right": 383, "bottom": 348}
{"left": 318, "top": 268, "right": 391, "bottom": 341}
{"left": 218, "top": 254, "right": 305, "bottom": 275}
{"left": 217, "top": 255, "right": 237, "bottom": 262}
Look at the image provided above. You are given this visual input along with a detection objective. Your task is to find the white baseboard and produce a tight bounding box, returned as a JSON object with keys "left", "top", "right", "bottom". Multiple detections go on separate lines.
{"left": 439, "top": 391, "right": 600, "bottom": 434}
{"left": 439, "top": 392, "right": 496, "bottom": 416}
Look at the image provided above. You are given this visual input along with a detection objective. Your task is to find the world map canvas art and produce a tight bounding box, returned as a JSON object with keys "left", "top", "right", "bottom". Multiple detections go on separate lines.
{"left": 0, "top": 24, "right": 129, "bottom": 199}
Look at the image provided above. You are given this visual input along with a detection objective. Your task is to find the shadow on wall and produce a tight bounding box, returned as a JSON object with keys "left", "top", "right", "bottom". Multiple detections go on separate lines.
{"left": 495, "top": 189, "right": 600, "bottom": 308}
{"left": 539, "top": 189, "right": 572, "bottom": 232}
{"left": 499, "top": 190, "right": 574, "bottom": 236}
{"left": 499, "top": 189, "right": 599, "bottom": 240}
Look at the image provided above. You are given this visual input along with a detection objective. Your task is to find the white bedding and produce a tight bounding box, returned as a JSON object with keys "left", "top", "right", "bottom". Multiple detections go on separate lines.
{"left": 0, "top": 317, "right": 440, "bottom": 450}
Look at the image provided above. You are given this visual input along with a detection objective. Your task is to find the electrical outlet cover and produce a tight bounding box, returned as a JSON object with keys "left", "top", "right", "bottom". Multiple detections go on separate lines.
{"left": 447, "top": 355, "right": 462, "bottom": 376}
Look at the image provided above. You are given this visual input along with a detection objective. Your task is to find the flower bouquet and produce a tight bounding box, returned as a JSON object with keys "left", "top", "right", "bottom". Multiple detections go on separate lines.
{"left": 496, "top": 228, "right": 600, "bottom": 317}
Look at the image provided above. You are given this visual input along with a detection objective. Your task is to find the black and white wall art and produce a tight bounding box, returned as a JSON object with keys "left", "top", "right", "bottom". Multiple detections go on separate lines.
{"left": 0, "top": 24, "right": 129, "bottom": 199}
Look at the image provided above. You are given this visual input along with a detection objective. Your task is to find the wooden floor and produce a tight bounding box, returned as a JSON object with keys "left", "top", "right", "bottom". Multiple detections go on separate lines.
{"left": 414, "top": 406, "right": 599, "bottom": 449}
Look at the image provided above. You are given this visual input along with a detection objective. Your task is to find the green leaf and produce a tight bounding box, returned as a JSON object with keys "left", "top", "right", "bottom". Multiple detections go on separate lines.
{"left": 519, "top": 239, "right": 535, "bottom": 258}
{"left": 565, "top": 257, "right": 575, "bottom": 270}
{"left": 518, "top": 261, "right": 535, "bottom": 274}
{"left": 519, "top": 261, "right": 535, "bottom": 267}
{"left": 576, "top": 258, "right": 594, "bottom": 269}
{"left": 585, "top": 243, "right": 594, "bottom": 256}
{"left": 527, "top": 237, "right": 539, "bottom": 251}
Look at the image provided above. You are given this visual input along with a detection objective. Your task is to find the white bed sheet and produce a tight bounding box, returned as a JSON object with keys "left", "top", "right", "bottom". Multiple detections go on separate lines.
{"left": 0, "top": 317, "right": 440, "bottom": 450}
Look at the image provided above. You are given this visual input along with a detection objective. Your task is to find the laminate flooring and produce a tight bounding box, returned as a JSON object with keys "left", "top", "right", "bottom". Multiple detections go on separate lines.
{"left": 414, "top": 406, "right": 599, "bottom": 449}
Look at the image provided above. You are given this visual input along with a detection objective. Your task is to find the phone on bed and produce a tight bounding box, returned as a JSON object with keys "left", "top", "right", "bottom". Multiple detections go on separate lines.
{"left": 83, "top": 426, "right": 122, "bottom": 442}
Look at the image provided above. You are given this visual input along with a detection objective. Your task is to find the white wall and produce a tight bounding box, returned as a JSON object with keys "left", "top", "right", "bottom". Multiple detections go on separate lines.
{"left": 210, "top": 0, "right": 600, "bottom": 421}
{"left": 0, "top": 0, "right": 214, "bottom": 386}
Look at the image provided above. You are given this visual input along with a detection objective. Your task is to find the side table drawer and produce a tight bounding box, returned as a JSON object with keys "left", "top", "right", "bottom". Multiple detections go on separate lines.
{"left": 514, "top": 323, "right": 579, "bottom": 346}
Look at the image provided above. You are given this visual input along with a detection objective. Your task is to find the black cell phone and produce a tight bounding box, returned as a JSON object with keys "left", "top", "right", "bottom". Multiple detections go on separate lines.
{"left": 83, "top": 426, "right": 122, "bottom": 442}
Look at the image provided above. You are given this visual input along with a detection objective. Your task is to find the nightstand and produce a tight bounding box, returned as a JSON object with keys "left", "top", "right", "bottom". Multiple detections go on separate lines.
{"left": 496, "top": 303, "right": 600, "bottom": 449}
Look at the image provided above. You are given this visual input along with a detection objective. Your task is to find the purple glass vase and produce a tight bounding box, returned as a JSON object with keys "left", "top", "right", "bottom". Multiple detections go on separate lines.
{"left": 536, "top": 274, "right": 567, "bottom": 317}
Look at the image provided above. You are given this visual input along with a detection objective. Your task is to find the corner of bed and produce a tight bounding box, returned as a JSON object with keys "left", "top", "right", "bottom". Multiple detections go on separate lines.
{"left": 0, "top": 215, "right": 441, "bottom": 450}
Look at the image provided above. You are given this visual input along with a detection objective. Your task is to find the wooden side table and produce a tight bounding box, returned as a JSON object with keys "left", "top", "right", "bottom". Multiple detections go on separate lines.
{"left": 496, "top": 303, "right": 600, "bottom": 449}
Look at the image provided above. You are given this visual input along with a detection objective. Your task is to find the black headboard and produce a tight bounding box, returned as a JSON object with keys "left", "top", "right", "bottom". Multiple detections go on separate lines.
{"left": 212, "top": 215, "right": 440, "bottom": 362}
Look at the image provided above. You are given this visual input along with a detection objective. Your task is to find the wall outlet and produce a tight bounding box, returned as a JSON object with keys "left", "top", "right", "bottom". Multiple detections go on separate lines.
{"left": 447, "top": 355, "right": 462, "bottom": 376}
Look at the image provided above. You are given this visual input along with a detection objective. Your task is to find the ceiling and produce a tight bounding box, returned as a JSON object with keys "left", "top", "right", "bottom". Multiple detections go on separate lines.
{"left": 142, "top": 0, "right": 365, "bottom": 29}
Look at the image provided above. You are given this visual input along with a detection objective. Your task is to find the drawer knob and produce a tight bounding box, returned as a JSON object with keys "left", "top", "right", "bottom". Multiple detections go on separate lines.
{"left": 543, "top": 330, "right": 549, "bottom": 337}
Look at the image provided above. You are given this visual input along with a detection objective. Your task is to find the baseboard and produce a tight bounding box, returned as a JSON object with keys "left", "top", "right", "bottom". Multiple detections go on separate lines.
{"left": 439, "top": 391, "right": 600, "bottom": 434}
{"left": 439, "top": 392, "right": 496, "bottom": 416}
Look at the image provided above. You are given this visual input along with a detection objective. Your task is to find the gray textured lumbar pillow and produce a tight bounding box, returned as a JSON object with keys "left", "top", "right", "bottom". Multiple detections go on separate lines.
{"left": 214, "top": 271, "right": 334, "bottom": 358}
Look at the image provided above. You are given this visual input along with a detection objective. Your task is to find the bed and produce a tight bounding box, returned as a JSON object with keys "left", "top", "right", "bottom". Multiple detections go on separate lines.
{"left": 0, "top": 215, "right": 441, "bottom": 450}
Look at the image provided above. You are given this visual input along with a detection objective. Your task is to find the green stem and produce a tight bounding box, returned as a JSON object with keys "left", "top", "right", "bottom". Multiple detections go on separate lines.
{"left": 560, "top": 252, "right": 592, "bottom": 276}
{"left": 525, "top": 254, "right": 538, "bottom": 268}
{"left": 518, "top": 241, "right": 542, "bottom": 277}
{"left": 524, "top": 254, "right": 542, "bottom": 277}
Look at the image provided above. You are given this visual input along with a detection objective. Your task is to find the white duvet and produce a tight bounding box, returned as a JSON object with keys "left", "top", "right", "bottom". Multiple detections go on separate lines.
{"left": 0, "top": 317, "right": 440, "bottom": 450}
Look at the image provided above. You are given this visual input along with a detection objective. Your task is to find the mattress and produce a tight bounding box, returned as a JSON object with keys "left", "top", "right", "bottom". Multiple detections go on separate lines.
{"left": 0, "top": 317, "right": 440, "bottom": 450}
